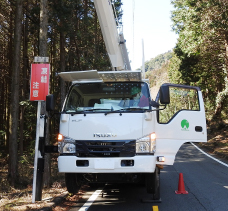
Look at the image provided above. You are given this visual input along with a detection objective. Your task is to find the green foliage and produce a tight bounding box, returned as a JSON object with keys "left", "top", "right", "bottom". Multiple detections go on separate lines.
{"left": 145, "top": 51, "right": 173, "bottom": 97}
{"left": 167, "top": 53, "right": 183, "bottom": 84}
{"left": 146, "top": 62, "right": 170, "bottom": 88}
{"left": 145, "top": 51, "right": 172, "bottom": 72}
{"left": 0, "top": 0, "right": 123, "bottom": 161}
{"left": 170, "top": 0, "right": 228, "bottom": 119}
{"left": 159, "top": 87, "right": 199, "bottom": 123}
{"left": 113, "top": 0, "right": 123, "bottom": 23}
{"left": 48, "top": 0, "right": 112, "bottom": 71}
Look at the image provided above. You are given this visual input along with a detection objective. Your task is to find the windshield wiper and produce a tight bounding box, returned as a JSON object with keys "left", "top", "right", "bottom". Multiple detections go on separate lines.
{"left": 104, "top": 107, "right": 148, "bottom": 115}
{"left": 63, "top": 110, "right": 84, "bottom": 115}
{"left": 84, "top": 106, "right": 114, "bottom": 112}
{"left": 64, "top": 107, "right": 113, "bottom": 115}
{"left": 64, "top": 108, "right": 113, "bottom": 116}
{"left": 83, "top": 108, "right": 112, "bottom": 112}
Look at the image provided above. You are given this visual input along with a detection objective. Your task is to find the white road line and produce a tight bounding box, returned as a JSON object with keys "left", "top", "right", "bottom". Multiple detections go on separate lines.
{"left": 191, "top": 142, "right": 228, "bottom": 168}
{"left": 78, "top": 188, "right": 103, "bottom": 211}
{"left": 78, "top": 143, "right": 227, "bottom": 210}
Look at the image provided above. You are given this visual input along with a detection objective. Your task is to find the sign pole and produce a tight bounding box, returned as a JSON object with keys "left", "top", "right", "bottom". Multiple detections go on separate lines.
{"left": 30, "top": 57, "right": 50, "bottom": 203}
{"left": 32, "top": 101, "right": 41, "bottom": 203}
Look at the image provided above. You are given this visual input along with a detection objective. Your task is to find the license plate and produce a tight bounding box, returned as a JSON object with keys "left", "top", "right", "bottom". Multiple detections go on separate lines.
{"left": 94, "top": 159, "right": 114, "bottom": 169}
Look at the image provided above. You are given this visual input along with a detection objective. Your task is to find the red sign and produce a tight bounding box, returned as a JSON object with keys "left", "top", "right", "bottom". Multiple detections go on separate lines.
{"left": 30, "top": 64, "right": 50, "bottom": 101}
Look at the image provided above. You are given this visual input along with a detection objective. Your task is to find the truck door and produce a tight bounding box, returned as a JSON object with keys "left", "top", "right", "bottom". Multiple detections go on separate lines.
{"left": 155, "top": 84, "right": 207, "bottom": 165}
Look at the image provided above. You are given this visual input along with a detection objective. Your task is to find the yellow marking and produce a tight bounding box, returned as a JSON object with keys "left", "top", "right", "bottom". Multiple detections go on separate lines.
{"left": 152, "top": 205, "right": 159, "bottom": 211}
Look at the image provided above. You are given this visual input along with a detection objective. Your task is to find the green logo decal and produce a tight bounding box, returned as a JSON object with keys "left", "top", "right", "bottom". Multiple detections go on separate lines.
{"left": 181, "top": 119, "right": 189, "bottom": 131}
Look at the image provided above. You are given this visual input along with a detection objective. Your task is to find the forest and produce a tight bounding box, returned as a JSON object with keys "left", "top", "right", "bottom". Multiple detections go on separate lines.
{"left": 145, "top": 51, "right": 172, "bottom": 72}
{"left": 169, "top": 0, "right": 228, "bottom": 120}
{"left": 146, "top": 0, "right": 228, "bottom": 122}
{"left": 0, "top": 0, "right": 121, "bottom": 188}
{"left": 0, "top": 0, "right": 228, "bottom": 192}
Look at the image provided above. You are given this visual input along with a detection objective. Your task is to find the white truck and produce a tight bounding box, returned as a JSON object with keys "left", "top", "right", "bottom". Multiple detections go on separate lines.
{"left": 46, "top": 0, "right": 207, "bottom": 200}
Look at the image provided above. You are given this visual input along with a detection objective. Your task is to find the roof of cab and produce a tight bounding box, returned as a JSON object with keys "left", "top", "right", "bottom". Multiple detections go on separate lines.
{"left": 58, "top": 70, "right": 143, "bottom": 83}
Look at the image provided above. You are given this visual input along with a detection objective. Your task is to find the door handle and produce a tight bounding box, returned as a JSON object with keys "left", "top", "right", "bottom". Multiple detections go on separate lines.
{"left": 195, "top": 126, "right": 203, "bottom": 132}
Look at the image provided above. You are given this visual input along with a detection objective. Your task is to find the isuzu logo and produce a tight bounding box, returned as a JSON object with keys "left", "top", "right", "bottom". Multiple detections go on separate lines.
{"left": 93, "top": 133, "right": 117, "bottom": 138}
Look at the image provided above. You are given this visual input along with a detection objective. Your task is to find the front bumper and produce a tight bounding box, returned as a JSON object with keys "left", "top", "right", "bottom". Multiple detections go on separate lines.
{"left": 58, "top": 155, "right": 156, "bottom": 173}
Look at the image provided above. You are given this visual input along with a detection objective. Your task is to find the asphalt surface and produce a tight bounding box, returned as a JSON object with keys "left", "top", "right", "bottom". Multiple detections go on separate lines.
{"left": 46, "top": 143, "right": 228, "bottom": 211}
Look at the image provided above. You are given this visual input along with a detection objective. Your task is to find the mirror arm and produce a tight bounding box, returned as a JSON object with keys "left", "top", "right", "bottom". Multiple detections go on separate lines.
{"left": 149, "top": 104, "right": 167, "bottom": 112}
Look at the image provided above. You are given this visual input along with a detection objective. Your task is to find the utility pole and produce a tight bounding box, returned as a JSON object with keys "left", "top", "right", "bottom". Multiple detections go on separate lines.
{"left": 39, "top": 0, "right": 51, "bottom": 188}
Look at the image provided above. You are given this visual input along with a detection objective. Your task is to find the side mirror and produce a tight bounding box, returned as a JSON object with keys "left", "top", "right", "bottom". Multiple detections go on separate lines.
{"left": 159, "top": 85, "right": 170, "bottom": 104}
{"left": 46, "top": 94, "right": 55, "bottom": 112}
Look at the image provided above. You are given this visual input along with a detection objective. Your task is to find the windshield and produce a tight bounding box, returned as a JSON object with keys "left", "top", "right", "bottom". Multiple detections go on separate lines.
{"left": 63, "top": 82, "right": 151, "bottom": 113}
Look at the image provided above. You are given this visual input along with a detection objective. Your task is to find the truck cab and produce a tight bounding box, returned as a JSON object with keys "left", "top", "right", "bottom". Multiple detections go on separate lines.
{"left": 48, "top": 70, "right": 207, "bottom": 200}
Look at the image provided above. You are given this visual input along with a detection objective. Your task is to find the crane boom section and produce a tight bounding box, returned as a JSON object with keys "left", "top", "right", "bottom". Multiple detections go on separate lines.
{"left": 94, "top": 0, "right": 131, "bottom": 70}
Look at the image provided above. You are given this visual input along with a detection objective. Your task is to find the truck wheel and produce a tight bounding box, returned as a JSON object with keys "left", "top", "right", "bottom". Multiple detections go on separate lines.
{"left": 137, "top": 174, "right": 146, "bottom": 186}
{"left": 89, "top": 183, "right": 99, "bottom": 189}
{"left": 145, "top": 167, "right": 160, "bottom": 200}
{"left": 65, "top": 173, "right": 82, "bottom": 195}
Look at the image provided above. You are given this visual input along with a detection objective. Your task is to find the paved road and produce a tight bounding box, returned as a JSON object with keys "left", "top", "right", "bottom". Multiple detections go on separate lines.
{"left": 68, "top": 143, "right": 228, "bottom": 211}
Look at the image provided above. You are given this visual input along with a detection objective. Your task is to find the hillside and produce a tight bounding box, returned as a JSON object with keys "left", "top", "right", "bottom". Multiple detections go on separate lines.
{"left": 145, "top": 51, "right": 172, "bottom": 72}
{"left": 145, "top": 51, "right": 172, "bottom": 99}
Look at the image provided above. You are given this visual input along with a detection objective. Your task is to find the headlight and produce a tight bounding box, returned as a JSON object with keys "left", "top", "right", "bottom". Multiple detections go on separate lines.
{"left": 136, "top": 133, "right": 156, "bottom": 154}
{"left": 136, "top": 141, "right": 150, "bottom": 153}
{"left": 58, "top": 134, "right": 76, "bottom": 153}
{"left": 63, "top": 143, "right": 75, "bottom": 153}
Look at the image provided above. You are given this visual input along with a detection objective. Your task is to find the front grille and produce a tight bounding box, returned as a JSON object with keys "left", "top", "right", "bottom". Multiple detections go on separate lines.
{"left": 76, "top": 140, "right": 135, "bottom": 157}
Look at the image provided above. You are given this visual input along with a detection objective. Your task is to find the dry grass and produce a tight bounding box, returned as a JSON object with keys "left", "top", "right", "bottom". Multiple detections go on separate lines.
{"left": 0, "top": 186, "right": 67, "bottom": 211}
{"left": 199, "top": 119, "right": 228, "bottom": 158}
{"left": 0, "top": 154, "right": 67, "bottom": 211}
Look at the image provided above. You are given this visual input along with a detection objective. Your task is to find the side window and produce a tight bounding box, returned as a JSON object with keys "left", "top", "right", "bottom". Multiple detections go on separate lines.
{"left": 65, "top": 88, "right": 84, "bottom": 111}
{"left": 158, "top": 87, "right": 199, "bottom": 123}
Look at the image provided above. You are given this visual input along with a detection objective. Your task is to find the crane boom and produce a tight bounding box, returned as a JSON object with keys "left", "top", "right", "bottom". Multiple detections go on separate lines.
{"left": 94, "top": 0, "right": 131, "bottom": 71}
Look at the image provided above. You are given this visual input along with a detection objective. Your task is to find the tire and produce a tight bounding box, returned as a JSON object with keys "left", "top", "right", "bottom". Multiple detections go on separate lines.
{"left": 65, "top": 173, "right": 82, "bottom": 194}
{"left": 137, "top": 174, "right": 146, "bottom": 186}
{"left": 145, "top": 167, "right": 160, "bottom": 200}
{"left": 89, "top": 183, "right": 100, "bottom": 189}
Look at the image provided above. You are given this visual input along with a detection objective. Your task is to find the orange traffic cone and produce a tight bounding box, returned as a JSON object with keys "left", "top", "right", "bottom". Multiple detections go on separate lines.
{"left": 175, "top": 173, "right": 188, "bottom": 194}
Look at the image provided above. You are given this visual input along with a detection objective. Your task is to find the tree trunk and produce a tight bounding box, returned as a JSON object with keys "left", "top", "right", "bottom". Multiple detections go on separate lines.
{"left": 60, "top": 31, "right": 66, "bottom": 107}
{"left": 19, "top": 106, "right": 24, "bottom": 156}
{"left": 225, "top": 33, "right": 228, "bottom": 73}
{"left": 0, "top": 79, "right": 4, "bottom": 141}
{"left": 69, "top": 34, "right": 74, "bottom": 72}
{"left": 39, "top": 0, "right": 51, "bottom": 188}
{"left": 19, "top": 1, "right": 29, "bottom": 157}
{"left": 213, "top": 33, "right": 228, "bottom": 119}
{"left": 5, "top": 9, "right": 14, "bottom": 155}
{"left": 94, "top": 11, "right": 98, "bottom": 60}
{"left": 39, "top": 0, "right": 48, "bottom": 57}
{"left": 8, "top": 0, "right": 23, "bottom": 186}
